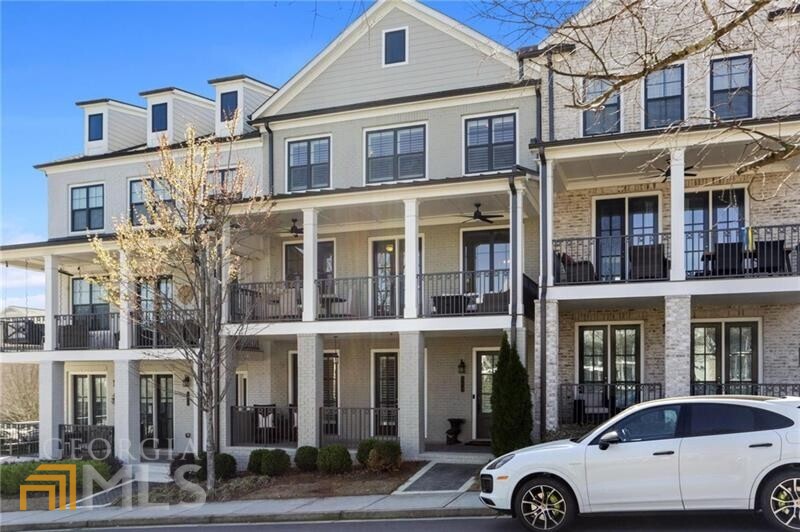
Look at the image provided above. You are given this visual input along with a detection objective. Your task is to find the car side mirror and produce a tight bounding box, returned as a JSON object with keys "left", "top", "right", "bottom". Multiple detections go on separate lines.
{"left": 598, "top": 430, "right": 621, "bottom": 450}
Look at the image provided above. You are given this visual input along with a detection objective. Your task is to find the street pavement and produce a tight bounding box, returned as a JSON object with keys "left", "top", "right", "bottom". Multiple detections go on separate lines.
{"left": 83, "top": 513, "right": 772, "bottom": 531}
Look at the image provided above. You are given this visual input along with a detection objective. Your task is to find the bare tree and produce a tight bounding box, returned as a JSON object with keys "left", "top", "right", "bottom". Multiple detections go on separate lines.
{"left": 481, "top": 0, "right": 800, "bottom": 197}
{"left": 0, "top": 364, "right": 38, "bottom": 422}
{"left": 88, "top": 119, "right": 271, "bottom": 489}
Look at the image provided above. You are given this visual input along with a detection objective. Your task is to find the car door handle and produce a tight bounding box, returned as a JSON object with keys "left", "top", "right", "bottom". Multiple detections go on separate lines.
{"left": 653, "top": 451, "right": 675, "bottom": 456}
{"left": 749, "top": 443, "right": 773, "bottom": 448}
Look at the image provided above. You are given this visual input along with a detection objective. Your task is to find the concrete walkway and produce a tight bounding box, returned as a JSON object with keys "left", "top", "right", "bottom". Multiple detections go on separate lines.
{"left": 0, "top": 491, "right": 492, "bottom": 531}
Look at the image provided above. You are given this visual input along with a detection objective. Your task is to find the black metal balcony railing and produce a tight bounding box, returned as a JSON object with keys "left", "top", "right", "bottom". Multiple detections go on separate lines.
{"left": 691, "top": 382, "right": 800, "bottom": 397}
{"left": 229, "top": 281, "right": 303, "bottom": 322}
{"left": 54, "top": 313, "right": 119, "bottom": 350}
{"left": 0, "top": 422, "right": 39, "bottom": 456}
{"left": 419, "top": 270, "right": 510, "bottom": 317}
{"left": 0, "top": 316, "right": 44, "bottom": 352}
{"left": 58, "top": 424, "right": 115, "bottom": 459}
{"left": 559, "top": 383, "right": 664, "bottom": 426}
{"left": 553, "top": 233, "right": 671, "bottom": 285}
{"left": 131, "top": 309, "right": 199, "bottom": 348}
{"left": 319, "top": 407, "right": 399, "bottom": 448}
{"left": 230, "top": 405, "right": 297, "bottom": 447}
{"left": 685, "top": 224, "right": 799, "bottom": 279}
{"left": 316, "top": 276, "right": 404, "bottom": 320}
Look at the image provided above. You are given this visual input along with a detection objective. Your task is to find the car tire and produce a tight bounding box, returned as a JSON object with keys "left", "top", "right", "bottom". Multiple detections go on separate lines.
{"left": 514, "top": 476, "right": 577, "bottom": 531}
{"left": 760, "top": 469, "right": 800, "bottom": 531}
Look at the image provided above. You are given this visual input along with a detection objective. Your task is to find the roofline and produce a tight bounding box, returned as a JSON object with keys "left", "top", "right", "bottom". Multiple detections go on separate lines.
{"left": 0, "top": 233, "right": 118, "bottom": 253}
{"left": 517, "top": 43, "right": 576, "bottom": 60}
{"left": 34, "top": 130, "right": 262, "bottom": 170}
{"left": 251, "top": 81, "right": 538, "bottom": 125}
{"left": 75, "top": 98, "right": 146, "bottom": 110}
{"left": 207, "top": 74, "right": 278, "bottom": 90}
{"left": 529, "top": 113, "right": 800, "bottom": 149}
{"left": 138, "top": 86, "right": 214, "bottom": 102}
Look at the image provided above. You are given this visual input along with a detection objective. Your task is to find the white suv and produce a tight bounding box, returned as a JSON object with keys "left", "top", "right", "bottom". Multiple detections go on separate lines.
{"left": 480, "top": 396, "right": 800, "bottom": 531}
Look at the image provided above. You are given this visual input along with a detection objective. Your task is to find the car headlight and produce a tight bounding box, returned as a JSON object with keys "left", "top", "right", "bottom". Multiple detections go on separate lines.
{"left": 486, "top": 453, "right": 515, "bottom": 470}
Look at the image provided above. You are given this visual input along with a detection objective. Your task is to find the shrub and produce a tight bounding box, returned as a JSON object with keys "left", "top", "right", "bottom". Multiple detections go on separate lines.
{"left": 261, "top": 449, "right": 291, "bottom": 476}
{"left": 170, "top": 452, "right": 196, "bottom": 478}
{"left": 366, "top": 441, "right": 402, "bottom": 472}
{"left": 247, "top": 450, "right": 271, "bottom": 475}
{"left": 294, "top": 446, "right": 318, "bottom": 472}
{"left": 490, "top": 333, "right": 533, "bottom": 457}
{"left": 317, "top": 445, "right": 352, "bottom": 474}
{"left": 356, "top": 439, "right": 377, "bottom": 466}
{"left": 0, "top": 459, "right": 111, "bottom": 496}
{"left": 197, "top": 452, "right": 238, "bottom": 481}
{"left": 104, "top": 455, "right": 124, "bottom": 477}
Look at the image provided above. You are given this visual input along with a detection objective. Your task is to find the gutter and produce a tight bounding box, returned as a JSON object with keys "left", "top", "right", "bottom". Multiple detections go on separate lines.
{"left": 266, "top": 122, "right": 275, "bottom": 197}
{"left": 508, "top": 175, "right": 518, "bottom": 350}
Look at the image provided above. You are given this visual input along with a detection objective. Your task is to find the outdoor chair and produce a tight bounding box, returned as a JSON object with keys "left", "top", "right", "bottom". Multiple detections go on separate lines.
{"left": 629, "top": 243, "right": 669, "bottom": 280}
{"left": 754, "top": 239, "right": 788, "bottom": 274}
{"left": 713, "top": 241, "right": 744, "bottom": 276}
{"left": 477, "top": 290, "right": 509, "bottom": 313}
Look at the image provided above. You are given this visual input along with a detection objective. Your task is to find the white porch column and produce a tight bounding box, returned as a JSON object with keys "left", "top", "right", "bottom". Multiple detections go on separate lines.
{"left": 515, "top": 189, "right": 526, "bottom": 316}
{"left": 39, "top": 361, "right": 65, "bottom": 459}
{"left": 542, "top": 300, "right": 559, "bottom": 432}
{"left": 664, "top": 295, "right": 692, "bottom": 397}
{"left": 114, "top": 360, "right": 140, "bottom": 462}
{"left": 403, "top": 199, "right": 419, "bottom": 319}
{"left": 543, "top": 161, "right": 555, "bottom": 287}
{"left": 398, "top": 331, "right": 424, "bottom": 458}
{"left": 220, "top": 222, "right": 232, "bottom": 324}
{"left": 43, "top": 255, "right": 60, "bottom": 351}
{"left": 118, "top": 251, "right": 131, "bottom": 350}
{"left": 670, "top": 148, "right": 686, "bottom": 281}
{"left": 297, "top": 333, "right": 323, "bottom": 447}
{"left": 302, "top": 208, "right": 318, "bottom": 322}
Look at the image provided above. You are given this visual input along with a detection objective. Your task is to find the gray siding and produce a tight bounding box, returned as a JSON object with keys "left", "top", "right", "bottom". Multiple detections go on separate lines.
{"left": 242, "top": 87, "right": 272, "bottom": 133}
{"left": 279, "top": 8, "right": 517, "bottom": 114}
{"left": 173, "top": 98, "right": 215, "bottom": 141}
{"left": 107, "top": 109, "right": 146, "bottom": 152}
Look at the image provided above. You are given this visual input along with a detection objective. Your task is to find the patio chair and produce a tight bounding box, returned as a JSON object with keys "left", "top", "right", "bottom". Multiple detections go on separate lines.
{"left": 713, "top": 242, "right": 744, "bottom": 276}
{"left": 629, "top": 243, "right": 669, "bottom": 280}
{"left": 279, "top": 287, "right": 300, "bottom": 319}
{"left": 557, "top": 252, "right": 597, "bottom": 283}
{"left": 254, "top": 404, "right": 277, "bottom": 444}
{"left": 754, "top": 239, "right": 788, "bottom": 274}
{"left": 477, "top": 290, "right": 509, "bottom": 313}
{"left": 328, "top": 287, "right": 353, "bottom": 318}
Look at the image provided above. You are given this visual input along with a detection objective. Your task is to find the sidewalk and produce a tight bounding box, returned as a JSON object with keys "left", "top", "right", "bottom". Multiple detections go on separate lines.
{"left": 0, "top": 491, "right": 494, "bottom": 531}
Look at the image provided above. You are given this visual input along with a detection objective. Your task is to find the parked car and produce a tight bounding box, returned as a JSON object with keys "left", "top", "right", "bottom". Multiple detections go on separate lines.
{"left": 480, "top": 396, "right": 800, "bottom": 531}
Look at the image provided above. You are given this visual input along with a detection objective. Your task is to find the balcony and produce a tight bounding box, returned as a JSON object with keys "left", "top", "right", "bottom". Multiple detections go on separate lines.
{"left": 0, "top": 316, "right": 44, "bottom": 352}
{"left": 229, "top": 405, "right": 297, "bottom": 447}
{"left": 131, "top": 309, "right": 200, "bottom": 349}
{"left": 229, "top": 281, "right": 303, "bottom": 323}
{"left": 55, "top": 313, "right": 119, "bottom": 350}
{"left": 316, "top": 276, "right": 404, "bottom": 320}
{"left": 58, "top": 424, "right": 115, "bottom": 459}
{"left": 419, "top": 270, "right": 510, "bottom": 317}
{"left": 558, "top": 383, "right": 664, "bottom": 426}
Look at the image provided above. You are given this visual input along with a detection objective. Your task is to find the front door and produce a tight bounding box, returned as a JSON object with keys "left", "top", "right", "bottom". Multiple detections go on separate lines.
{"left": 691, "top": 323, "right": 722, "bottom": 394}
{"left": 372, "top": 240, "right": 398, "bottom": 317}
{"left": 373, "top": 352, "right": 398, "bottom": 436}
{"left": 596, "top": 198, "right": 626, "bottom": 281}
{"left": 726, "top": 322, "right": 758, "bottom": 392}
{"left": 156, "top": 375, "right": 174, "bottom": 448}
{"left": 610, "top": 325, "right": 641, "bottom": 410}
{"left": 140, "top": 374, "right": 174, "bottom": 449}
{"left": 475, "top": 350, "right": 499, "bottom": 440}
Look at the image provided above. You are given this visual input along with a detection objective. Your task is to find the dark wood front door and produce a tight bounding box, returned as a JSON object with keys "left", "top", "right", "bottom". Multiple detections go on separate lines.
{"left": 140, "top": 374, "right": 173, "bottom": 449}
{"left": 475, "top": 350, "right": 499, "bottom": 440}
{"left": 374, "top": 351, "right": 398, "bottom": 437}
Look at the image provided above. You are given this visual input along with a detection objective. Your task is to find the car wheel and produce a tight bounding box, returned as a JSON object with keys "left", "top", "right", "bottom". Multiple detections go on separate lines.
{"left": 761, "top": 469, "right": 800, "bottom": 531}
{"left": 514, "top": 476, "right": 576, "bottom": 531}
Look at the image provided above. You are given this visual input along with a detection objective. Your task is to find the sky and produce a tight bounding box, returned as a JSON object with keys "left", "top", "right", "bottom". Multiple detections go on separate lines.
{"left": 0, "top": 0, "right": 534, "bottom": 310}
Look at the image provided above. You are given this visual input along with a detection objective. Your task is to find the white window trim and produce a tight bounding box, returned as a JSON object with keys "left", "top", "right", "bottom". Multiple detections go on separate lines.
{"left": 281, "top": 237, "right": 337, "bottom": 281}
{"left": 591, "top": 191, "right": 665, "bottom": 237}
{"left": 86, "top": 110, "right": 107, "bottom": 145}
{"left": 690, "top": 317, "right": 763, "bottom": 384}
{"left": 137, "top": 371, "right": 178, "bottom": 448}
{"left": 381, "top": 26, "right": 409, "bottom": 68}
{"left": 147, "top": 96, "right": 173, "bottom": 146}
{"left": 284, "top": 133, "right": 333, "bottom": 194}
{"left": 572, "top": 321, "right": 647, "bottom": 385}
{"left": 640, "top": 62, "right": 689, "bottom": 131}
{"left": 367, "top": 234, "right": 425, "bottom": 318}
{"left": 369, "top": 349, "right": 399, "bottom": 437}
{"left": 68, "top": 182, "right": 105, "bottom": 235}
{"left": 127, "top": 176, "right": 173, "bottom": 230}
{"left": 461, "top": 109, "right": 520, "bottom": 176}
{"left": 579, "top": 77, "right": 625, "bottom": 138}
{"left": 362, "top": 120, "right": 429, "bottom": 187}
{"left": 471, "top": 346, "right": 501, "bottom": 441}
{"left": 66, "top": 371, "right": 109, "bottom": 426}
{"left": 287, "top": 349, "right": 341, "bottom": 409}
{"left": 235, "top": 371, "right": 248, "bottom": 406}
{"left": 706, "top": 51, "right": 756, "bottom": 121}
{"left": 459, "top": 224, "right": 511, "bottom": 272}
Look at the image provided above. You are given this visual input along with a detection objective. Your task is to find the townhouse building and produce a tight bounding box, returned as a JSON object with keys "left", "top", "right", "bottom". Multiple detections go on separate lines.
{"left": 0, "top": 0, "right": 797, "bottom": 466}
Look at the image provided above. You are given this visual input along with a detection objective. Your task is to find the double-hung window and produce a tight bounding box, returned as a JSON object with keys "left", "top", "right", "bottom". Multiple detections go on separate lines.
{"left": 583, "top": 79, "right": 621, "bottom": 136}
{"left": 71, "top": 184, "right": 104, "bottom": 232}
{"left": 88, "top": 113, "right": 103, "bottom": 141}
{"left": 645, "top": 65, "right": 684, "bottom": 129}
{"left": 710, "top": 55, "right": 753, "bottom": 120}
{"left": 288, "top": 137, "right": 330, "bottom": 191}
{"left": 366, "top": 125, "right": 425, "bottom": 183}
{"left": 72, "top": 278, "right": 109, "bottom": 316}
{"left": 130, "top": 179, "right": 174, "bottom": 225}
{"left": 465, "top": 114, "right": 516, "bottom": 174}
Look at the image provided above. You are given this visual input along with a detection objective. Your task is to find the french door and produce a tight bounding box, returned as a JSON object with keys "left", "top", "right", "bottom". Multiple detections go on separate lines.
{"left": 371, "top": 238, "right": 422, "bottom": 317}
{"left": 475, "top": 349, "right": 499, "bottom": 440}
{"left": 140, "top": 374, "right": 174, "bottom": 449}
{"left": 691, "top": 322, "right": 758, "bottom": 394}
{"left": 373, "top": 352, "right": 398, "bottom": 436}
{"left": 595, "top": 196, "right": 658, "bottom": 281}
{"left": 290, "top": 351, "right": 339, "bottom": 432}
{"left": 578, "top": 324, "right": 642, "bottom": 415}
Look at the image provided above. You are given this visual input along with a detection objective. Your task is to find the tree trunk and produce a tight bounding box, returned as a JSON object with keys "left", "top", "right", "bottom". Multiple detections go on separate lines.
{"left": 204, "top": 408, "right": 216, "bottom": 491}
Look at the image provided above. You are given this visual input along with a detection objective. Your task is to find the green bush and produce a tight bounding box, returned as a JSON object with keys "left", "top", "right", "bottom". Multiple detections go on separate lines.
{"left": 170, "top": 452, "right": 197, "bottom": 478}
{"left": 490, "top": 333, "right": 533, "bottom": 457}
{"left": 0, "top": 459, "right": 111, "bottom": 496}
{"left": 261, "top": 449, "right": 291, "bottom": 476}
{"left": 317, "top": 445, "right": 352, "bottom": 474}
{"left": 356, "top": 439, "right": 377, "bottom": 466}
{"left": 197, "top": 452, "right": 238, "bottom": 481}
{"left": 294, "top": 446, "right": 318, "bottom": 472}
{"left": 247, "top": 450, "right": 271, "bottom": 475}
{"left": 367, "top": 441, "right": 402, "bottom": 472}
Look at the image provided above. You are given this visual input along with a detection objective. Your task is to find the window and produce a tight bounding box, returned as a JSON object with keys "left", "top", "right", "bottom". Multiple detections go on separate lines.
{"left": 288, "top": 138, "right": 330, "bottom": 191}
{"left": 73, "top": 375, "right": 90, "bottom": 425}
{"left": 690, "top": 320, "right": 759, "bottom": 394}
{"left": 284, "top": 241, "right": 334, "bottom": 282}
{"left": 610, "top": 405, "right": 682, "bottom": 443}
{"left": 465, "top": 114, "right": 516, "bottom": 174}
{"left": 578, "top": 324, "right": 642, "bottom": 409}
{"left": 235, "top": 372, "right": 247, "bottom": 406}
{"left": 684, "top": 189, "right": 745, "bottom": 276}
{"left": 710, "top": 55, "right": 753, "bottom": 119}
{"left": 71, "top": 184, "right": 104, "bottom": 231}
{"left": 583, "top": 79, "right": 620, "bottom": 136}
{"left": 92, "top": 376, "right": 107, "bottom": 425}
{"left": 220, "top": 91, "right": 238, "bottom": 121}
{"left": 151, "top": 103, "right": 168, "bottom": 132}
{"left": 687, "top": 403, "right": 792, "bottom": 437}
{"left": 462, "top": 229, "right": 510, "bottom": 294}
{"left": 383, "top": 28, "right": 407, "bottom": 65}
{"left": 595, "top": 195, "right": 659, "bottom": 280}
{"left": 366, "top": 125, "right": 425, "bottom": 183}
{"left": 289, "top": 351, "right": 338, "bottom": 407}
{"left": 130, "top": 179, "right": 174, "bottom": 225}
{"left": 72, "top": 278, "right": 109, "bottom": 316}
{"left": 645, "top": 65, "right": 684, "bottom": 129}
{"left": 72, "top": 374, "right": 107, "bottom": 426}
{"left": 88, "top": 113, "right": 103, "bottom": 141}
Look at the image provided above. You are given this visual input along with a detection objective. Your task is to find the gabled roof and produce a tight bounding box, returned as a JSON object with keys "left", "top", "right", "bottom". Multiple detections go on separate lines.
{"left": 251, "top": 0, "right": 519, "bottom": 120}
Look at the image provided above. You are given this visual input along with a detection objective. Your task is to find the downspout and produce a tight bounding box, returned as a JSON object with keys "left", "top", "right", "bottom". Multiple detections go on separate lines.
{"left": 508, "top": 175, "right": 518, "bottom": 350}
{"left": 266, "top": 122, "right": 275, "bottom": 197}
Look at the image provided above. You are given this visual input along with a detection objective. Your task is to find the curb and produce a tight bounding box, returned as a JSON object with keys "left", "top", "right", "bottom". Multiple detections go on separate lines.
{"left": 3, "top": 507, "right": 498, "bottom": 531}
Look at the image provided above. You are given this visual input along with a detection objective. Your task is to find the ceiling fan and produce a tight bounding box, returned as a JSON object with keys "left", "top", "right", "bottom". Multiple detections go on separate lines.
{"left": 460, "top": 203, "right": 503, "bottom": 224}
{"left": 284, "top": 218, "right": 303, "bottom": 236}
{"left": 643, "top": 159, "right": 698, "bottom": 182}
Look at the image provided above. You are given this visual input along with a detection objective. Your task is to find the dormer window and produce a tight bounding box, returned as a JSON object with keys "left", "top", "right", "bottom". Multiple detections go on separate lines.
{"left": 88, "top": 113, "right": 103, "bottom": 141}
{"left": 383, "top": 28, "right": 407, "bottom": 66}
{"left": 152, "top": 103, "right": 168, "bottom": 132}
{"left": 220, "top": 91, "right": 238, "bottom": 121}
